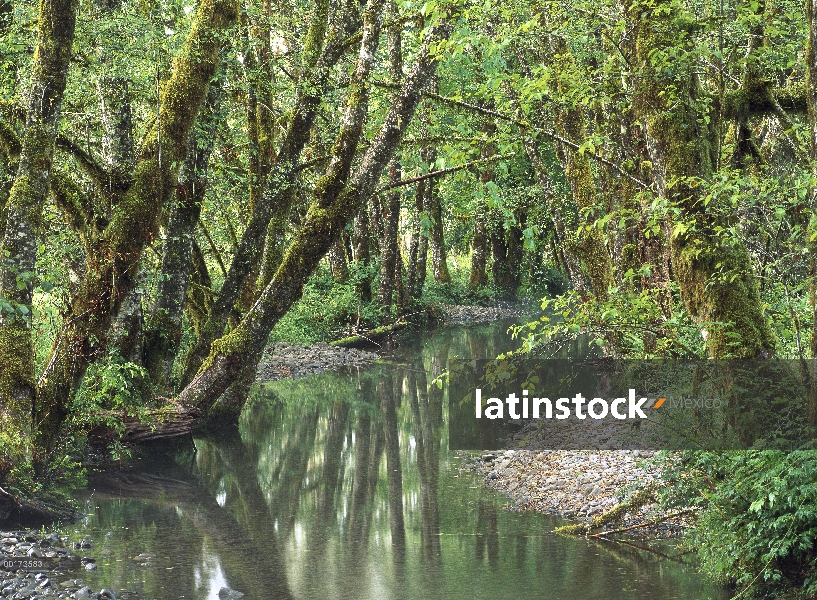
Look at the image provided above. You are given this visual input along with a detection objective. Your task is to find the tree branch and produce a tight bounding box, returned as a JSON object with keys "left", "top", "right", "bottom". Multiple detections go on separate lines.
{"left": 376, "top": 151, "right": 518, "bottom": 191}
{"left": 55, "top": 134, "right": 115, "bottom": 194}
{"left": 371, "top": 81, "right": 650, "bottom": 189}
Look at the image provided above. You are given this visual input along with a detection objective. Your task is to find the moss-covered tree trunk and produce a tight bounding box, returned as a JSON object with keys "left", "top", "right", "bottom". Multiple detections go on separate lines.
{"left": 469, "top": 116, "right": 494, "bottom": 291}
{"left": 180, "top": 0, "right": 356, "bottom": 386}
{"left": 519, "top": 133, "right": 586, "bottom": 295}
{"left": 403, "top": 199, "right": 421, "bottom": 308}
{"left": 407, "top": 175, "right": 430, "bottom": 301}
{"left": 630, "top": 0, "right": 775, "bottom": 359}
{"left": 415, "top": 200, "right": 429, "bottom": 298}
{"left": 144, "top": 78, "right": 224, "bottom": 389}
{"left": 377, "top": 17, "right": 404, "bottom": 309}
{"left": 503, "top": 80, "right": 587, "bottom": 294}
{"left": 328, "top": 238, "right": 350, "bottom": 283}
{"left": 425, "top": 179, "right": 450, "bottom": 284}
{"left": 353, "top": 206, "right": 373, "bottom": 302}
{"left": 33, "top": 0, "right": 239, "bottom": 458}
{"left": 548, "top": 36, "right": 614, "bottom": 302}
{"left": 176, "top": 16, "right": 452, "bottom": 413}
{"left": 469, "top": 212, "right": 488, "bottom": 289}
{"left": 0, "top": 0, "right": 77, "bottom": 460}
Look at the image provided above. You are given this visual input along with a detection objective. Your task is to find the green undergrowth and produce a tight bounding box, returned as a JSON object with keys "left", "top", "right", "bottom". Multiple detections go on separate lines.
{"left": 268, "top": 253, "right": 547, "bottom": 345}
{"left": 269, "top": 262, "right": 383, "bottom": 345}
{"left": 657, "top": 451, "right": 817, "bottom": 599}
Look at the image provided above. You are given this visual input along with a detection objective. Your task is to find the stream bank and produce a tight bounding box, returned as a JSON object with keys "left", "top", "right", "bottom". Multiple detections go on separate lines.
{"left": 462, "top": 449, "right": 689, "bottom": 538}
{"left": 4, "top": 318, "right": 723, "bottom": 600}
{"left": 254, "top": 302, "right": 532, "bottom": 381}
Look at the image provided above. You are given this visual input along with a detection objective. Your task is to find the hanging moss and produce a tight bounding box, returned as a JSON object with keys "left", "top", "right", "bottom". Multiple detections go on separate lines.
{"left": 549, "top": 36, "right": 614, "bottom": 302}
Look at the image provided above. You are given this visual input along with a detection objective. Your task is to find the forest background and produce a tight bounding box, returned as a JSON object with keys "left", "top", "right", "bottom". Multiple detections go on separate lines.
{"left": 2, "top": 0, "right": 817, "bottom": 595}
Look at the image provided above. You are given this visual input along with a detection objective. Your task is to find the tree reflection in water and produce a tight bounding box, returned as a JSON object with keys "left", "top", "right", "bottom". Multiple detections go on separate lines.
{"left": 72, "top": 322, "right": 727, "bottom": 600}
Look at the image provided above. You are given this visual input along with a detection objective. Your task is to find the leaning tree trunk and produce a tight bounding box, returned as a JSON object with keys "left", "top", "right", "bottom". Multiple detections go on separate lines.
{"left": 0, "top": 0, "right": 77, "bottom": 462}
{"left": 629, "top": 0, "right": 775, "bottom": 359}
{"left": 176, "top": 17, "right": 452, "bottom": 415}
{"left": 179, "top": 0, "right": 357, "bottom": 386}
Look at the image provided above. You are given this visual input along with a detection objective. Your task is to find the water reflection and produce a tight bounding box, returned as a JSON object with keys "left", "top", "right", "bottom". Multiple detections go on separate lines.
{"left": 70, "top": 322, "right": 727, "bottom": 600}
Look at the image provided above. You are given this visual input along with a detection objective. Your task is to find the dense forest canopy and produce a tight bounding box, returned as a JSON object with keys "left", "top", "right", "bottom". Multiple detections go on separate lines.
{"left": 3, "top": 0, "right": 817, "bottom": 592}
{"left": 1, "top": 0, "right": 817, "bottom": 588}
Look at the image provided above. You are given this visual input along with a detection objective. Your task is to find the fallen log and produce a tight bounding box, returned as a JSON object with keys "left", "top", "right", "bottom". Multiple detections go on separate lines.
{"left": 329, "top": 320, "right": 410, "bottom": 348}
{"left": 88, "top": 401, "right": 201, "bottom": 445}
{"left": 589, "top": 509, "right": 695, "bottom": 538}
{"left": 555, "top": 483, "right": 657, "bottom": 536}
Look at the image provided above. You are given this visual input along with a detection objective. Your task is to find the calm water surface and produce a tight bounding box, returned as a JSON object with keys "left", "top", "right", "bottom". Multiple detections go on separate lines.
{"left": 66, "top": 322, "right": 729, "bottom": 600}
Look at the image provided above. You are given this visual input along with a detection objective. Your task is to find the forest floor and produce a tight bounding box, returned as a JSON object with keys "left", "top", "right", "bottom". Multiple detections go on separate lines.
{"left": 462, "top": 449, "right": 691, "bottom": 538}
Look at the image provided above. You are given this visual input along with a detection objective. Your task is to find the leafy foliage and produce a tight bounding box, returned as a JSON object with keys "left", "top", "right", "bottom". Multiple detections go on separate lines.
{"left": 658, "top": 451, "right": 817, "bottom": 599}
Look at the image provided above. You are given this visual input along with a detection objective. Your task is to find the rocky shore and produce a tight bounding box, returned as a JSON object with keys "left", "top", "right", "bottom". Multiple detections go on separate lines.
{"left": 254, "top": 303, "right": 532, "bottom": 382}
{"left": 437, "top": 302, "right": 532, "bottom": 324}
{"left": 0, "top": 530, "right": 121, "bottom": 600}
{"left": 462, "top": 449, "right": 687, "bottom": 536}
{"left": 0, "top": 532, "right": 248, "bottom": 600}
{"left": 255, "top": 341, "right": 379, "bottom": 381}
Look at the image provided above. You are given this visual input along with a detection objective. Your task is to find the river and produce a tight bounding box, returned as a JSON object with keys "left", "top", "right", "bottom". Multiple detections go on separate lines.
{"left": 65, "top": 320, "right": 728, "bottom": 600}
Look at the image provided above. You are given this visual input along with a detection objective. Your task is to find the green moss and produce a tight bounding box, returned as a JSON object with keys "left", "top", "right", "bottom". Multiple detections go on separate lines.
{"left": 671, "top": 236, "right": 774, "bottom": 358}
{"left": 199, "top": 325, "right": 252, "bottom": 374}
{"left": 632, "top": 0, "right": 774, "bottom": 358}
{"left": 0, "top": 323, "right": 35, "bottom": 456}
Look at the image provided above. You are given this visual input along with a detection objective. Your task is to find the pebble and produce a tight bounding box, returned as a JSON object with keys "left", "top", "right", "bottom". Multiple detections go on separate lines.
{"left": 256, "top": 342, "right": 379, "bottom": 381}
{"left": 461, "top": 449, "right": 687, "bottom": 536}
{"left": 0, "top": 531, "right": 136, "bottom": 600}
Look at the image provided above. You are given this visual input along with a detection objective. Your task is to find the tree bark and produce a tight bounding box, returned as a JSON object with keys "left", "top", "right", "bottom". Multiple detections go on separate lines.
{"left": 33, "top": 0, "right": 239, "bottom": 458}
{"left": 0, "top": 0, "right": 77, "bottom": 460}
{"left": 547, "top": 36, "right": 613, "bottom": 302}
{"left": 180, "top": 0, "right": 361, "bottom": 386}
{"left": 378, "top": 18, "right": 403, "bottom": 308}
{"left": 403, "top": 192, "right": 421, "bottom": 308}
{"left": 629, "top": 0, "right": 775, "bottom": 359}
{"left": 469, "top": 113, "right": 494, "bottom": 290}
{"left": 353, "top": 206, "right": 373, "bottom": 302}
{"left": 144, "top": 78, "right": 224, "bottom": 389}
{"left": 329, "top": 237, "right": 350, "bottom": 283}
{"left": 425, "top": 177, "right": 450, "bottom": 283}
